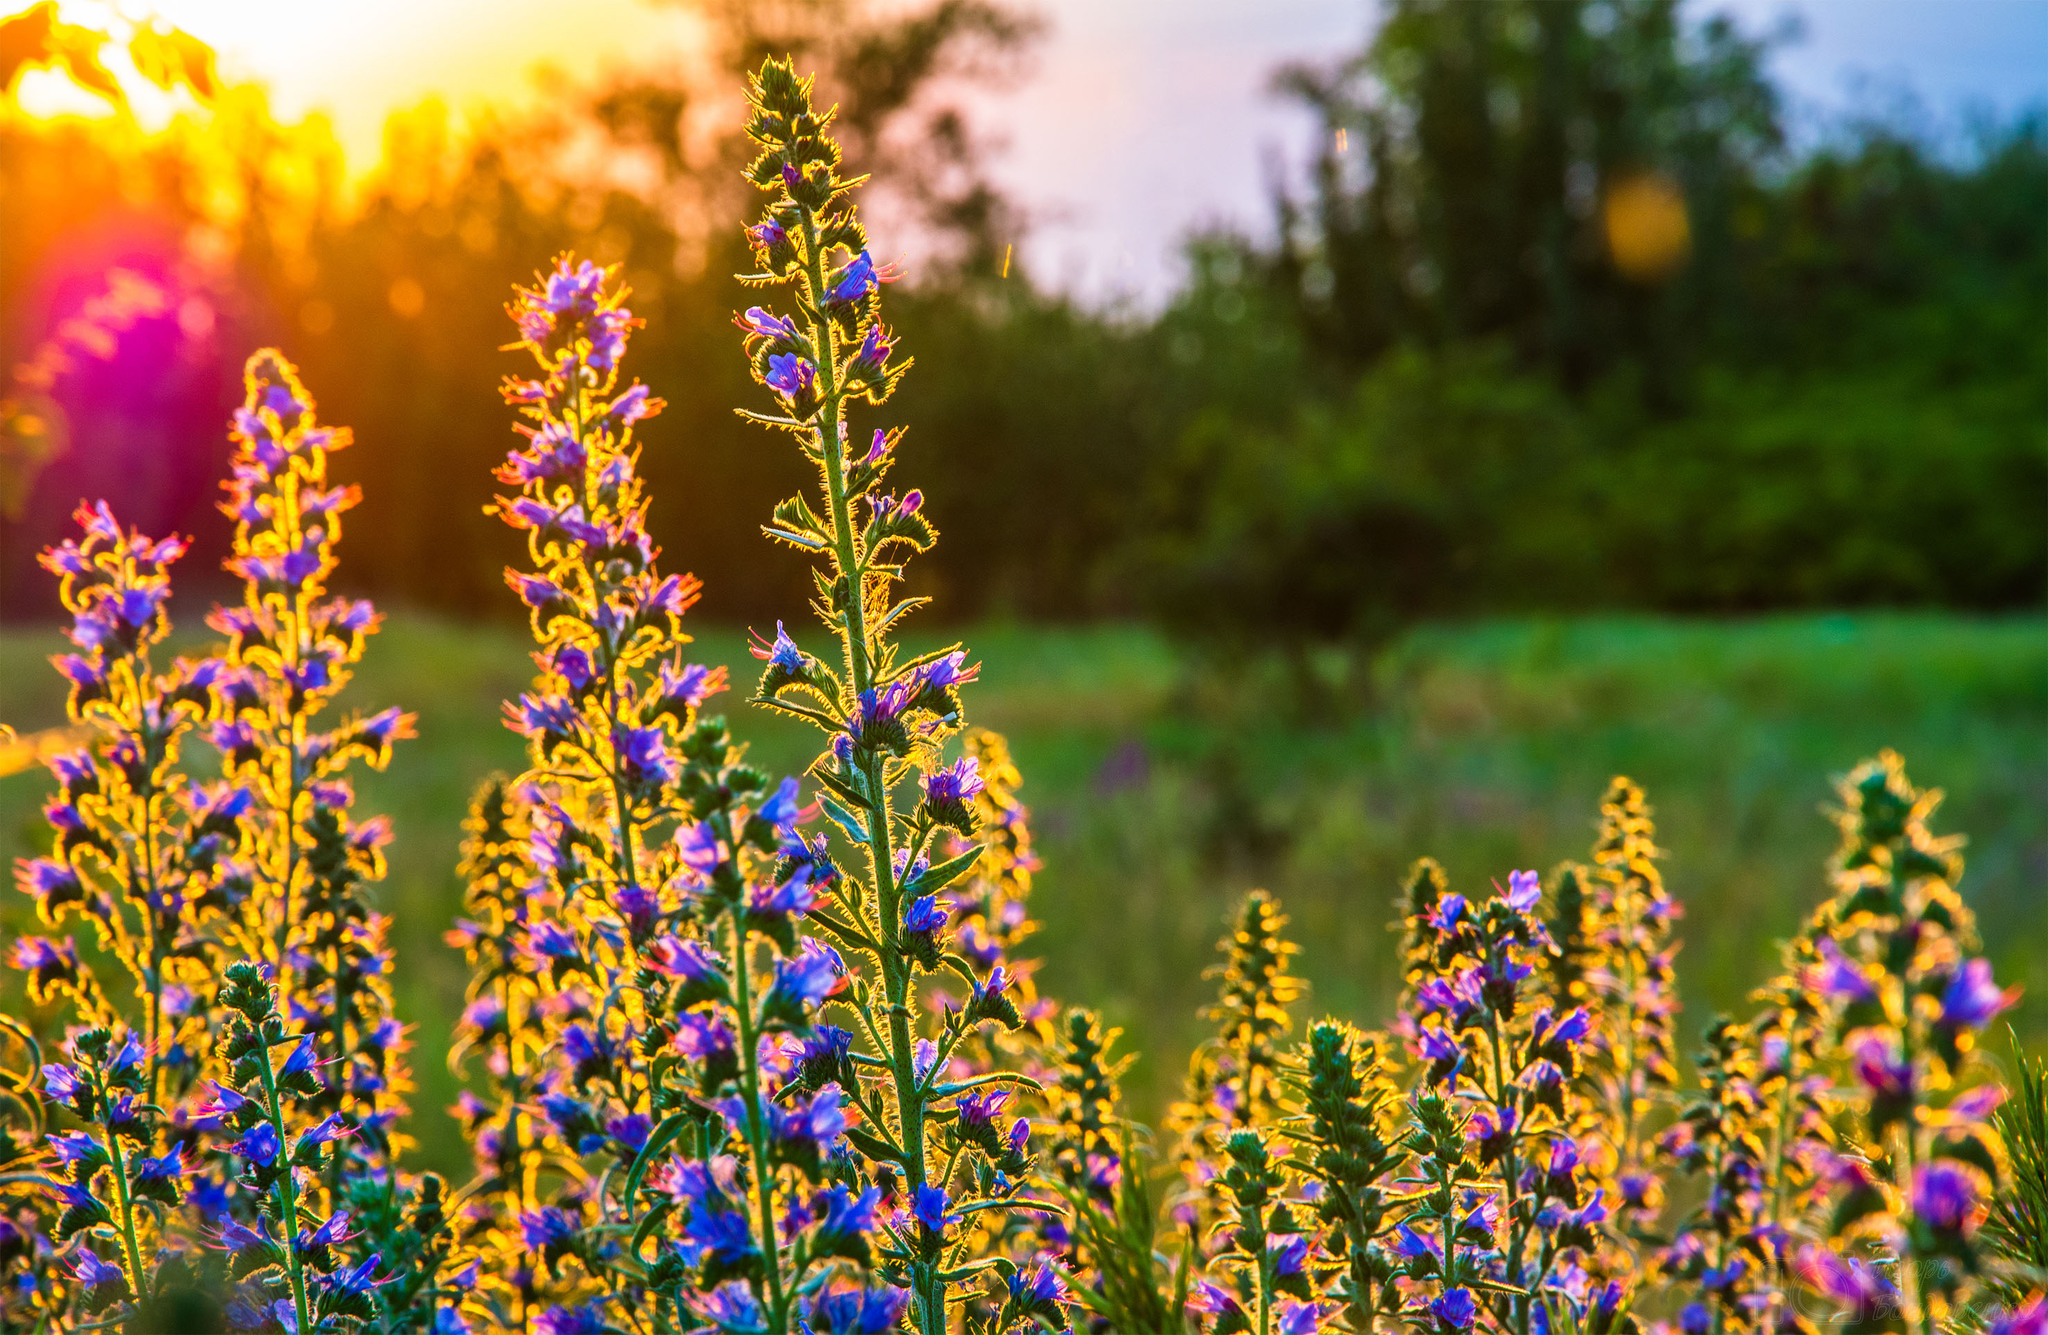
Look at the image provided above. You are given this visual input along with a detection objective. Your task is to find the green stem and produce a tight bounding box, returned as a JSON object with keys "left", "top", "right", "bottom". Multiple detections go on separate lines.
{"left": 255, "top": 1035, "right": 315, "bottom": 1335}
{"left": 97, "top": 1088, "right": 148, "bottom": 1299}
{"left": 1486, "top": 998, "right": 1526, "bottom": 1333}
{"left": 728, "top": 911, "right": 789, "bottom": 1335}
{"left": 795, "top": 206, "right": 945, "bottom": 1335}
{"left": 137, "top": 791, "right": 165, "bottom": 1107}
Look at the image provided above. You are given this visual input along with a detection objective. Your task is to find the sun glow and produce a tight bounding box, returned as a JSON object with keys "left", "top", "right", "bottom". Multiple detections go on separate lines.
{"left": 9, "top": 0, "right": 699, "bottom": 173}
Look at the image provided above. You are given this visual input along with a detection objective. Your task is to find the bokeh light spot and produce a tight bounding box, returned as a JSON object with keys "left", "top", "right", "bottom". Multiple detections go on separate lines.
{"left": 1603, "top": 172, "right": 1691, "bottom": 283}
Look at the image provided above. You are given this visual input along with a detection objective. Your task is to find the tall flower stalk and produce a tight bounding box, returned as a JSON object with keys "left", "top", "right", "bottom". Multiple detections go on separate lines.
{"left": 1795, "top": 753, "right": 2018, "bottom": 1335}
{"left": 210, "top": 350, "right": 415, "bottom": 1184}
{"left": 15, "top": 503, "right": 235, "bottom": 1106}
{"left": 1582, "top": 780, "right": 1681, "bottom": 1240}
{"left": 734, "top": 56, "right": 1039, "bottom": 1335}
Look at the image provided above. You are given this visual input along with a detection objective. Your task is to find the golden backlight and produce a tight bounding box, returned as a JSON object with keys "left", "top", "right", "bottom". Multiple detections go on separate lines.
{"left": 7, "top": 0, "right": 693, "bottom": 174}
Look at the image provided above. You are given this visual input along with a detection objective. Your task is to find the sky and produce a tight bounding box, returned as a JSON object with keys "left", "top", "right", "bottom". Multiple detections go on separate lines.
{"left": 22, "top": 0, "right": 2048, "bottom": 305}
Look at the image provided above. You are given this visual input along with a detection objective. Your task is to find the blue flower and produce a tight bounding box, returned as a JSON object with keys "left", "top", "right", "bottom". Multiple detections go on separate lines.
{"left": 922, "top": 757, "right": 984, "bottom": 809}
{"left": 278, "top": 1038, "right": 318, "bottom": 1079}
{"left": 792, "top": 1024, "right": 853, "bottom": 1087}
{"left": 647, "top": 933, "right": 729, "bottom": 986}
{"left": 850, "top": 323, "right": 894, "bottom": 373}
{"left": 758, "top": 775, "right": 806, "bottom": 832}
{"left": 765, "top": 353, "right": 816, "bottom": 401}
{"left": 1007, "top": 1261, "right": 1069, "bottom": 1319}
{"left": 528, "top": 921, "right": 580, "bottom": 960}
{"left": 299, "top": 1113, "right": 351, "bottom": 1148}
{"left": 520, "top": 1206, "right": 580, "bottom": 1250}
{"left": 657, "top": 660, "right": 725, "bottom": 713}
{"left": 681, "top": 1202, "right": 757, "bottom": 1267}
{"left": 1267, "top": 1232, "right": 1308, "bottom": 1277}
{"left": 1939, "top": 958, "right": 2016, "bottom": 1031}
{"left": 811, "top": 1282, "right": 908, "bottom": 1334}
{"left": 825, "top": 250, "right": 895, "bottom": 305}
{"left": 1188, "top": 1283, "right": 1244, "bottom": 1320}
{"left": 609, "top": 1113, "right": 652, "bottom": 1152}
{"left": 814, "top": 1184, "right": 881, "bottom": 1243}
{"left": 737, "top": 306, "right": 800, "bottom": 341}
{"left": 1418, "top": 1025, "right": 1465, "bottom": 1083}
{"left": 230, "top": 1122, "right": 281, "bottom": 1167}
{"left": 606, "top": 383, "right": 659, "bottom": 424}
{"left": 218, "top": 1216, "right": 275, "bottom": 1257}
{"left": 904, "top": 894, "right": 951, "bottom": 934}
{"left": 47, "top": 1131, "right": 101, "bottom": 1167}
{"left": 672, "top": 1011, "right": 736, "bottom": 1063}
{"left": 1430, "top": 1288, "right": 1476, "bottom": 1331}
{"left": 912, "top": 1183, "right": 959, "bottom": 1235}
{"left": 69, "top": 1249, "right": 124, "bottom": 1294}
{"left": 775, "top": 1083, "right": 852, "bottom": 1149}
{"left": 535, "top": 1300, "right": 608, "bottom": 1335}
{"left": 613, "top": 723, "right": 678, "bottom": 790}
{"left": 18, "top": 859, "right": 84, "bottom": 915}
{"left": 132, "top": 1150, "right": 183, "bottom": 1183}
{"left": 699, "top": 1284, "right": 764, "bottom": 1332}
{"left": 297, "top": 1209, "right": 354, "bottom": 1251}
{"left": 956, "top": 1087, "right": 1008, "bottom": 1135}
{"left": 771, "top": 940, "right": 845, "bottom": 1009}
{"left": 750, "top": 620, "right": 806, "bottom": 675}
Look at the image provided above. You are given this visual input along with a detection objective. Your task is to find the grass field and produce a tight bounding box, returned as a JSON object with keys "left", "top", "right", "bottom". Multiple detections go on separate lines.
{"left": 3, "top": 610, "right": 2043, "bottom": 1176}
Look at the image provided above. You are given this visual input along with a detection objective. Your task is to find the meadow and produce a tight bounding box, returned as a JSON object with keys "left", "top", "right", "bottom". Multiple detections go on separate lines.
{"left": 5, "top": 607, "right": 2040, "bottom": 1175}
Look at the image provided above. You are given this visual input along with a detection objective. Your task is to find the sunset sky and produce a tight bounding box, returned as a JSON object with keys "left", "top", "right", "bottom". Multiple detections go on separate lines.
{"left": 22, "top": 0, "right": 2048, "bottom": 303}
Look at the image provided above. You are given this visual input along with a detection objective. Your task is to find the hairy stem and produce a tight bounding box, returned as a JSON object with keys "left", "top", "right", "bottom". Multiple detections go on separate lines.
{"left": 728, "top": 910, "right": 789, "bottom": 1335}
{"left": 255, "top": 1035, "right": 315, "bottom": 1335}
{"left": 98, "top": 1087, "right": 148, "bottom": 1300}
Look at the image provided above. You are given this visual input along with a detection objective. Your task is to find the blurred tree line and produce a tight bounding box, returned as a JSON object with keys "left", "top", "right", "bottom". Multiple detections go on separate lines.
{"left": 1, "top": 0, "right": 2042, "bottom": 641}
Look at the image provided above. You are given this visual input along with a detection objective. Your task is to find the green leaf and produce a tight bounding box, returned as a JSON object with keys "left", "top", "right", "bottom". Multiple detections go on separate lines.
{"left": 813, "top": 767, "right": 872, "bottom": 813}
{"left": 630, "top": 1199, "right": 673, "bottom": 1256}
{"left": 623, "top": 1112, "right": 695, "bottom": 1212}
{"left": 845, "top": 1126, "right": 904, "bottom": 1165}
{"left": 905, "top": 845, "right": 982, "bottom": 898}
{"left": 820, "top": 794, "right": 868, "bottom": 844}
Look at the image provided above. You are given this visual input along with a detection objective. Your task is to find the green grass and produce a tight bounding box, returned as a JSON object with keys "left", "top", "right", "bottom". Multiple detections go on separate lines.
{"left": 3, "top": 610, "right": 2043, "bottom": 1175}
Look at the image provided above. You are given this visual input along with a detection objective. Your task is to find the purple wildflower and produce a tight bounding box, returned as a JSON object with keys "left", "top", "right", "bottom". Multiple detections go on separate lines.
{"left": 737, "top": 307, "right": 800, "bottom": 341}
{"left": 765, "top": 353, "right": 816, "bottom": 401}
{"left": 772, "top": 940, "right": 846, "bottom": 1008}
{"left": 1812, "top": 938, "right": 1877, "bottom": 1005}
{"left": 1939, "top": 959, "right": 2017, "bottom": 1031}
{"left": 1267, "top": 1232, "right": 1309, "bottom": 1277}
{"left": 230, "top": 1123, "right": 280, "bottom": 1166}
{"left": 904, "top": 894, "right": 951, "bottom": 934}
{"left": 1431, "top": 1289, "right": 1477, "bottom": 1331}
{"left": 912, "top": 1182, "right": 959, "bottom": 1235}
{"left": 1277, "top": 1300, "right": 1330, "bottom": 1335}
{"left": 923, "top": 757, "right": 985, "bottom": 809}
{"left": 1911, "top": 1162, "right": 1978, "bottom": 1239}
{"left": 1190, "top": 1283, "right": 1245, "bottom": 1320}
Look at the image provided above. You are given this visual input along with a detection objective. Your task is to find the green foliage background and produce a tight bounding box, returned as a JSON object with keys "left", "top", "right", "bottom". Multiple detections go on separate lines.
{"left": 1, "top": 0, "right": 2041, "bottom": 633}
